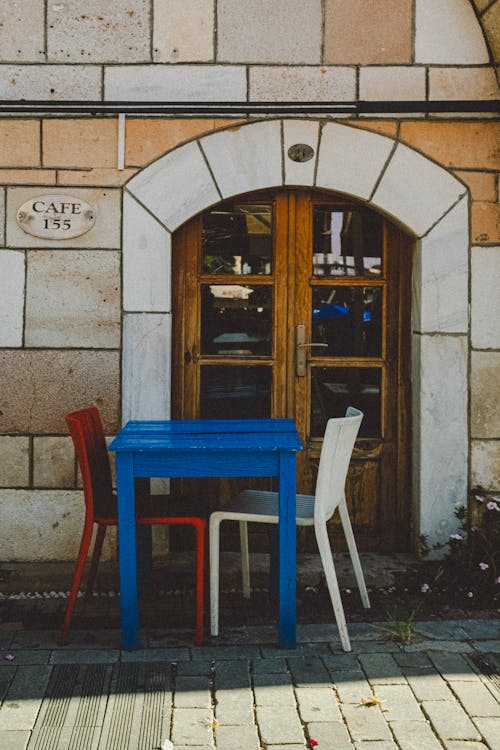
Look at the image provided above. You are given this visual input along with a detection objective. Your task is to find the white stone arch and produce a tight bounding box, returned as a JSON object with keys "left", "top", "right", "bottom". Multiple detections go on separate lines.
{"left": 121, "top": 119, "right": 469, "bottom": 550}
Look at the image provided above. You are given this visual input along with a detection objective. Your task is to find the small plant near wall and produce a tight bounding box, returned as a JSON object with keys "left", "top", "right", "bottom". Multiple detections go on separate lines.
{"left": 415, "top": 488, "right": 500, "bottom": 610}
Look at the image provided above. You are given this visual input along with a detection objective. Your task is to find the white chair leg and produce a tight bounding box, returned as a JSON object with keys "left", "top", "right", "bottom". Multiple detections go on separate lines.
{"left": 315, "top": 520, "right": 351, "bottom": 652}
{"left": 239, "top": 521, "right": 251, "bottom": 599}
{"left": 209, "top": 514, "right": 222, "bottom": 637}
{"left": 338, "top": 496, "right": 371, "bottom": 609}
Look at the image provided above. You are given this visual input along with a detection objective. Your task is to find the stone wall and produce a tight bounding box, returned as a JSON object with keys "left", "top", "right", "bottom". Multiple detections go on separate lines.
{"left": 0, "top": 0, "right": 498, "bottom": 560}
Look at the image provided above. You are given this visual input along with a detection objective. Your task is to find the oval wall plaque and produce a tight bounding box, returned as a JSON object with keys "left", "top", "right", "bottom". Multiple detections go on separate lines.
{"left": 287, "top": 143, "right": 315, "bottom": 163}
{"left": 16, "top": 194, "right": 96, "bottom": 240}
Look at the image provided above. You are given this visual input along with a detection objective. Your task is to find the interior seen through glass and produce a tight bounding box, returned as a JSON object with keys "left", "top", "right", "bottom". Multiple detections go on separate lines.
{"left": 202, "top": 202, "right": 273, "bottom": 275}
{"left": 313, "top": 207, "right": 382, "bottom": 277}
{"left": 312, "top": 286, "right": 382, "bottom": 357}
{"left": 200, "top": 366, "right": 272, "bottom": 419}
{"left": 201, "top": 285, "right": 272, "bottom": 355}
{"left": 311, "top": 367, "right": 381, "bottom": 438}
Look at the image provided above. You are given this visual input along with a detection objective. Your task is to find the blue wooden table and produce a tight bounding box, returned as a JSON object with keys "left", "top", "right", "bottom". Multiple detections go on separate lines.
{"left": 109, "top": 419, "right": 303, "bottom": 649}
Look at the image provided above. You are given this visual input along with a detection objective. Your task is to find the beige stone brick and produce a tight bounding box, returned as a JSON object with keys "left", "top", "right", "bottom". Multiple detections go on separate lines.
{"left": 57, "top": 168, "right": 139, "bottom": 186}
{"left": 482, "top": 1, "right": 500, "bottom": 62}
{"left": 25, "top": 250, "right": 120, "bottom": 348}
{"left": 415, "top": 0, "right": 489, "bottom": 63}
{"left": 0, "top": 437, "right": 29, "bottom": 487}
{"left": 47, "top": 0, "right": 150, "bottom": 63}
{"left": 0, "top": 350, "right": 120, "bottom": 434}
{"left": 0, "top": 250, "right": 24, "bottom": 346}
{"left": 0, "top": 169, "right": 56, "bottom": 185}
{"left": 399, "top": 122, "right": 500, "bottom": 170}
{"left": 43, "top": 120, "right": 118, "bottom": 169}
{"left": 346, "top": 120, "right": 399, "bottom": 138}
{"left": 472, "top": 245, "right": 500, "bottom": 347}
{"left": 249, "top": 66, "right": 355, "bottom": 102}
{"left": 0, "top": 65, "right": 102, "bottom": 100}
{"left": 453, "top": 171, "right": 497, "bottom": 202}
{"left": 0, "top": 187, "right": 4, "bottom": 245}
{"left": 33, "top": 437, "right": 75, "bottom": 488}
{"left": 0, "top": 121, "right": 40, "bottom": 168}
{"left": 360, "top": 67, "right": 426, "bottom": 101}
{"left": 105, "top": 64, "right": 246, "bottom": 101}
{"left": 153, "top": 0, "right": 214, "bottom": 62}
{"left": 472, "top": 201, "right": 500, "bottom": 244}
{"left": 125, "top": 119, "right": 235, "bottom": 167}
{"left": 429, "top": 67, "right": 499, "bottom": 101}
{"left": 471, "top": 351, "right": 500, "bottom": 438}
{"left": 6, "top": 187, "right": 121, "bottom": 248}
{"left": 471, "top": 440, "right": 500, "bottom": 488}
{"left": 0, "top": 0, "right": 45, "bottom": 61}
{"left": 324, "top": 0, "right": 412, "bottom": 64}
{"left": 217, "top": 0, "right": 322, "bottom": 64}
{"left": 472, "top": 0, "right": 492, "bottom": 12}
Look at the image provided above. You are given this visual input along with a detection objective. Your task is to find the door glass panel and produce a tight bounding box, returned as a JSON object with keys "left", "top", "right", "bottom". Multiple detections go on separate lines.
{"left": 313, "top": 206, "right": 382, "bottom": 277}
{"left": 312, "top": 286, "right": 382, "bottom": 357}
{"left": 202, "top": 202, "right": 273, "bottom": 275}
{"left": 201, "top": 284, "right": 272, "bottom": 355}
{"left": 200, "top": 366, "right": 272, "bottom": 419}
{"left": 311, "top": 367, "right": 381, "bottom": 438}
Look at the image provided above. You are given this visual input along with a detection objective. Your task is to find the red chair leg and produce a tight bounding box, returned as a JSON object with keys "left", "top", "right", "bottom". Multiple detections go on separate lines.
{"left": 59, "top": 519, "right": 94, "bottom": 646}
{"left": 85, "top": 524, "right": 107, "bottom": 598}
{"left": 195, "top": 520, "right": 206, "bottom": 645}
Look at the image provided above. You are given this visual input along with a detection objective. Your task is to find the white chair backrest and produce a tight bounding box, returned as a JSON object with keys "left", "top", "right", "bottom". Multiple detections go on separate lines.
{"left": 314, "top": 407, "right": 363, "bottom": 523}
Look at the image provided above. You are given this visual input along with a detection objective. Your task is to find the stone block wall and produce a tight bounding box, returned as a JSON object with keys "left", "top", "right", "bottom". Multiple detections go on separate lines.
{"left": 0, "top": 0, "right": 498, "bottom": 560}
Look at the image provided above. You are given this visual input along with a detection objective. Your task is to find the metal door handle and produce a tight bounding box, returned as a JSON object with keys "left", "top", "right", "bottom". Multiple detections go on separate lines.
{"left": 296, "top": 325, "right": 328, "bottom": 377}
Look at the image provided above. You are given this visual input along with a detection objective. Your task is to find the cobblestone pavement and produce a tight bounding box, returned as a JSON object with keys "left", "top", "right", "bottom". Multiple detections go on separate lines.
{"left": 0, "top": 620, "right": 498, "bottom": 749}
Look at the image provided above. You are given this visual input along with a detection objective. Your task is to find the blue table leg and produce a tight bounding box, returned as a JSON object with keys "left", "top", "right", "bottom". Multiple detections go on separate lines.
{"left": 269, "top": 526, "right": 279, "bottom": 597}
{"left": 116, "top": 452, "right": 140, "bottom": 649}
{"left": 278, "top": 450, "right": 296, "bottom": 649}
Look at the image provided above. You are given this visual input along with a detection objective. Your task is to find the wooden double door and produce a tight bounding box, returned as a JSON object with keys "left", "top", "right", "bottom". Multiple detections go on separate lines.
{"left": 172, "top": 190, "right": 412, "bottom": 550}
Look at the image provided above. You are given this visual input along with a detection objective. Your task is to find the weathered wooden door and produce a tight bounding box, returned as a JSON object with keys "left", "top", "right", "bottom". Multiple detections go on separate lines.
{"left": 172, "top": 190, "right": 412, "bottom": 550}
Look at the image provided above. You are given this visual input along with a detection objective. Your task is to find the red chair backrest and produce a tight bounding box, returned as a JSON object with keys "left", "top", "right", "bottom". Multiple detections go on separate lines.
{"left": 66, "top": 407, "right": 114, "bottom": 519}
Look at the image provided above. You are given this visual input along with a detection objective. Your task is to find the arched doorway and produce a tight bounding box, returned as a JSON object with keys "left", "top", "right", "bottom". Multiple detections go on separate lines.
{"left": 122, "top": 118, "right": 469, "bottom": 551}
{"left": 172, "top": 188, "right": 413, "bottom": 550}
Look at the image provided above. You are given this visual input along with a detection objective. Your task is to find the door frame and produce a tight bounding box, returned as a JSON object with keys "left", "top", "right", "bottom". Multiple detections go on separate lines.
{"left": 121, "top": 118, "right": 469, "bottom": 552}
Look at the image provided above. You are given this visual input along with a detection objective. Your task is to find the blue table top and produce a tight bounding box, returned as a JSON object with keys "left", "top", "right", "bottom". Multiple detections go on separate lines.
{"left": 109, "top": 418, "right": 303, "bottom": 453}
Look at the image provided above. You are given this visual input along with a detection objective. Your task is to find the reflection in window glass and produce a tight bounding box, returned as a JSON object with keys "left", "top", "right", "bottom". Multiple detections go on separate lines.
{"left": 200, "top": 366, "right": 272, "bottom": 419}
{"left": 311, "top": 367, "right": 381, "bottom": 438}
{"left": 313, "top": 207, "right": 382, "bottom": 277}
{"left": 202, "top": 203, "right": 273, "bottom": 275}
{"left": 201, "top": 285, "right": 272, "bottom": 355}
{"left": 312, "top": 286, "right": 382, "bottom": 357}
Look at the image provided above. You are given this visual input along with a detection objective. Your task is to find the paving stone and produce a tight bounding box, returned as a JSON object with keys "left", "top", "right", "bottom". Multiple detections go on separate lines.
{"left": 253, "top": 672, "right": 295, "bottom": 707}
{"left": 469, "top": 718, "right": 500, "bottom": 750}
{"left": 192, "top": 645, "right": 261, "bottom": 661}
{"left": 374, "top": 684, "right": 427, "bottom": 722}
{"left": 428, "top": 653, "right": 480, "bottom": 681}
{"left": 341, "top": 703, "right": 393, "bottom": 742}
{"left": 443, "top": 742, "right": 490, "bottom": 750}
{"left": 0, "top": 650, "right": 50, "bottom": 666}
{"left": 404, "top": 640, "right": 473, "bottom": 654}
{"left": 390, "top": 719, "right": 444, "bottom": 750}
{"left": 306, "top": 721, "right": 352, "bottom": 750}
{"left": 287, "top": 656, "right": 332, "bottom": 687}
{"left": 267, "top": 745, "right": 306, "bottom": 750}
{"left": 256, "top": 704, "right": 305, "bottom": 745}
{"left": 174, "top": 675, "right": 212, "bottom": 708}
{"left": 0, "top": 670, "right": 16, "bottom": 700}
{"left": 450, "top": 681, "right": 500, "bottom": 717}
{"left": 171, "top": 661, "right": 212, "bottom": 676}
{"left": 0, "top": 665, "right": 51, "bottom": 730}
{"left": 394, "top": 652, "right": 433, "bottom": 669}
{"left": 354, "top": 742, "right": 398, "bottom": 750}
{"left": 459, "top": 619, "right": 500, "bottom": 640}
{"left": 422, "top": 700, "right": 482, "bottom": 741}
{"left": 214, "top": 688, "right": 255, "bottom": 725}
{"left": 404, "top": 667, "right": 455, "bottom": 702}
{"left": 171, "top": 706, "right": 215, "bottom": 746}
{"left": 473, "top": 640, "right": 500, "bottom": 653}
{"left": 358, "top": 653, "right": 406, "bottom": 685}
{"left": 323, "top": 653, "right": 363, "bottom": 674}
{"left": 334, "top": 670, "right": 373, "bottom": 704}
{"left": 413, "top": 621, "right": 470, "bottom": 641}
{"left": 214, "top": 723, "right": 260, "bottom": 750}
{"left": 214, "top": 659, "right": 250, "bottom": 689}
{"left": 346, "top": 641, "right": 401, "bottom": 653}
{"left": 0, "top": 730, "right": 31, "bottom": 750}
{"left": 252, "top": 657, "right": 288, "bottom": 673}
{"left": 50, "top": 649, "right": 119, "bottom": 664}
{"left": 261, "top": 642, "right": 332, "bottom": 658}
{"left": 295, "top": 686, "right": 341, "bottom": 722}
{"left": 122, "top": 647, "right": 185, "bottom": 662}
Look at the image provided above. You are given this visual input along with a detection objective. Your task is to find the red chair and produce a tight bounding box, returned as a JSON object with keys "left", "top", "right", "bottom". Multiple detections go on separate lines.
{"left": 59, "top": 407, "right": 206, "bottom": 645}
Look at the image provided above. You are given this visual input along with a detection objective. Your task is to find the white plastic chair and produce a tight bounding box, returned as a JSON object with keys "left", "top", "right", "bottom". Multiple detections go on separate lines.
{"left": 209, "top": 407, "right": 370, "bottom": 651}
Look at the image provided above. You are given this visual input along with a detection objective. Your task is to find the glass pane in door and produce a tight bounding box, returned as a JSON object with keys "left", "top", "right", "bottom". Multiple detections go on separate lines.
{"left": 202, "top": 202, "right": 273, "bottom": 275}
{"left": 312, "top": 206, "right": 383, "bottom": 277}
{"left": 201, "top": 284, "right": 272, "bottom": 355}
{"left": 311, "top": 367, "right": 382, "bottom": 438}
{"left": 200, "top": 366, "right": 272, "bottom": 419}
{"left": 312, "top": 286, "right": 383, "bottom": 357}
